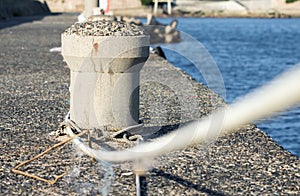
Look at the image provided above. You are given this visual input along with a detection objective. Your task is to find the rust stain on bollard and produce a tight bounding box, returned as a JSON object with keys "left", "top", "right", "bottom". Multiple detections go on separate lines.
{"left": 93, "top": 43, "right": 98, "bottom": 52}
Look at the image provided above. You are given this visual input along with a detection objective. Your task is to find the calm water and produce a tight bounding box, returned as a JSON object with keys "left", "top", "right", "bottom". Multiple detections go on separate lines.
{"left": 149, "top": 18, "right": 300, "bottom": 156}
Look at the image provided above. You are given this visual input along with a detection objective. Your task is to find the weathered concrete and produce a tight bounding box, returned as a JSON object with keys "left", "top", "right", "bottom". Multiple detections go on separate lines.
{"left": 45, "top": 0, "right": 84, "bottom": 13}
{"left": 45, "top": 0, "right": 143, "bottom": 14}
{"left": 62, "top": 23, "right": 149, "bottom": 130}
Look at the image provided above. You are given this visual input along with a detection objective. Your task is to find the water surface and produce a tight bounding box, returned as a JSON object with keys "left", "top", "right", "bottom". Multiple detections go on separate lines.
{"left": 153, "top": 18, "right": 300, "bottom": 156}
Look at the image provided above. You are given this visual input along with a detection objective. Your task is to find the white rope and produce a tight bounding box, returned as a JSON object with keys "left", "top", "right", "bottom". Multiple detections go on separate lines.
{"left": 65, "top": 64, "right": 300, "bottom": 162}
{"left": 109, "top": 123, "right": 144, "bottom": 143}
{"left": 111, "top": 123, "right": 144, "bottom": 136}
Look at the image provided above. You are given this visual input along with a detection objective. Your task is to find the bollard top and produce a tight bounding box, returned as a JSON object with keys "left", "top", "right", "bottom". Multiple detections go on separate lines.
{"left": 63, "top": 20, "right": 146, "bottom": 37}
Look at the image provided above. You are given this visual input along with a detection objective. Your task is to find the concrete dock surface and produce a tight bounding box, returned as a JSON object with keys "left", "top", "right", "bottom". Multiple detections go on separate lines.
{"left": 0, "top": 13, "right": 299, "bottom": 195}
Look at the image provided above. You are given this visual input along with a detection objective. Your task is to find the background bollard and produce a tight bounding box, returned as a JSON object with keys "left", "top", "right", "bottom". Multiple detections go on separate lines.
{"left": 83, "top": 0, "right": 98, "bottom": 20}
{"left": 61, "top": 21, "right": 149, "bottom": 130}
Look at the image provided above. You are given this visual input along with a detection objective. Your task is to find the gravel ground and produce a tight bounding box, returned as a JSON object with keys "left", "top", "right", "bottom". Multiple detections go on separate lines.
{"left": 0, "top": 13, "right": 299, "bottom": 195}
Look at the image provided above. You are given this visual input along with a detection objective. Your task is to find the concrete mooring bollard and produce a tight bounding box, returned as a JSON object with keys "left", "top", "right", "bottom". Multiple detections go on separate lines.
{"left": 62, "top": 21, "right": 149, "bottom": 130}
{"left": 83, "top": 0, "right": 98, "bottom": 20}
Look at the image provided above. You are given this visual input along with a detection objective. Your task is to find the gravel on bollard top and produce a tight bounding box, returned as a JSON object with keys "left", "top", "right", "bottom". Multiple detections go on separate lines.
{"left": 63, "top": 20, "right": 146, "bottom": 36}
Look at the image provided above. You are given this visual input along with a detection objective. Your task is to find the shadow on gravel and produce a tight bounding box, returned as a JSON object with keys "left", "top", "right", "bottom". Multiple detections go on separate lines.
{"left": 0, "top": 14, "right": 55, "bottom": 30}
{"left": 140, "top": 175, "right": 148, "bottom": 196}
{"left": 0, "top": 0, "right": 53, "bottom": 30}
{"left": 142, "top": 124, "right": 181, "bottom": 140}
{"left": 151, "top": 168, "right": 226, "bottom": 196}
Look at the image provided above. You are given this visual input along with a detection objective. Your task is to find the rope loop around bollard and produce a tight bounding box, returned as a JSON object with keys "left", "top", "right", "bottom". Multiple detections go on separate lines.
{"left": 62, "top": 112, "right": 144, "bottom": 145}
